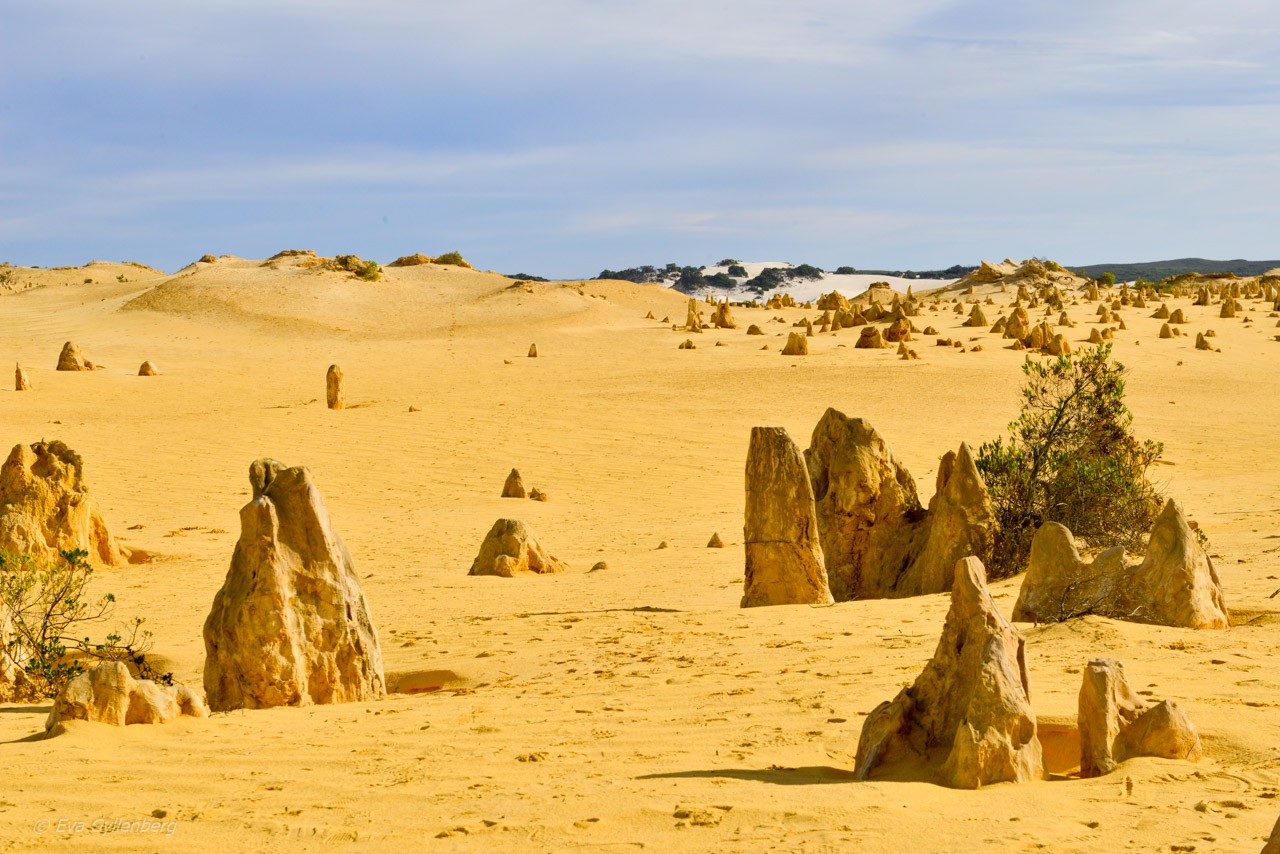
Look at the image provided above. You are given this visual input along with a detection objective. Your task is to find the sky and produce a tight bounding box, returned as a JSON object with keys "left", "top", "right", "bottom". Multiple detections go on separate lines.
{"left": 2, "top": 1, "right": 1280, "bottom": 278}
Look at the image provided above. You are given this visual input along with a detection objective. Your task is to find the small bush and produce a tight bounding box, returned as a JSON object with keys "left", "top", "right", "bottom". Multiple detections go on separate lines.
{"left": 1096, "top": 271, "right": 1116, "bottom": 287}
{"left": 976, "top": 344, "right": 1164, "bottom": 578}
{"left": 356, "top": 260, "right": 381, "bottom": 282}
{"left": 0, "top": 549, "right": 164, "bottom": 699}
{"left": 432, "top": 251, "right": 473, "bottom": 269}
{"left": 727, "top": 264, "right": 748, "bottom": 278}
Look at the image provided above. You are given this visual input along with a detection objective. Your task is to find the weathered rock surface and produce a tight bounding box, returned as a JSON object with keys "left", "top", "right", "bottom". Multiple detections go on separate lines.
{"left": 685, "top": 298, "right": 704, "bottom": 333}
{"left": 15, "top": 363, "right": 31, "bottom": 391}
{"left": 56, "top": 341, "right": 92, "bottom": 371}
{"left": 1012, "top": 500, "right": 1228, "bottom": 629}
{"left": 712, "top": 300, "right": 737, "bottom": 329}
{"left": 855, "top": 327, "right": 887, "bottom": 349}
{"left": 137, "top": 360, "right": 159, "bottom": 376}
{"left": 853, "top": 557, "right": 1044, "bottom": 788}
{"left": 46, "top": 662, "right": 206, "bottom": 732}
{"left": 469, "top": 518, "right": 568, "bottom": 577}
{"left": 501, "top": 468, "right": 526, "bottom": 498}
{"left": 1266, "top": 816, "right": 1280, "bottom": 854}
{"left": 1078, "top": 658, "right": 1202, "bottom": 778}
{"left": 0, "top": 441, "right": 128, "bottom": 565}
{"left": 528, "top": 343, "right": 539, "bottom": 358}
{"left": 326, "top": 364, "right": 344, "bottom": 409}
{"left": 804, "top": 410, "right": 995, "bottom": 601}
{"left": 781, "top": 332, "right": 808, "bottom": 356}
{"left": 203, "top": 459, "right": 386, "bottom": 711}
{"left": 741, "top": 427, "right": 833, "bottom": 608}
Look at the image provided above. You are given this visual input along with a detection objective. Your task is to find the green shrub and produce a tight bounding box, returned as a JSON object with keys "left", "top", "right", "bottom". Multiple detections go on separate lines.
{"left": 432, "top": 251, "right": 473, "bottom": 269}
{"left": 0, "top": 549, "right": 164, "bottom": 699}
{"left": 1097, "top": 272, "right": 1116, "bottom": 287}
{"left": 356, "top": 260, "right": 381, "bottom": 282}
{"left": 727, "top": 264, "right": 748, "bottom": 278}
{"left": 976, "top": 344, "right": 1164, "bottom": 578}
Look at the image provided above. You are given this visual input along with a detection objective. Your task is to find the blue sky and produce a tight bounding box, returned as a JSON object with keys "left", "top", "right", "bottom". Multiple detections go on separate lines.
{"left": 3, "top": 1, "right": 1279, "bottom": 277}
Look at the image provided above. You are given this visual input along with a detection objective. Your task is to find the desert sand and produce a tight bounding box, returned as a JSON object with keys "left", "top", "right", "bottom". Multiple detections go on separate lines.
{"left": 2, "top": 253, "right": 1279, "bottom": 852}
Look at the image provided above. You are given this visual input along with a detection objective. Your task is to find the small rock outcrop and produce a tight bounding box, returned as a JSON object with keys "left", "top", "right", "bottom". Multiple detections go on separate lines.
{"left": 502, "top": 468, "right": 526, "bottom": 498}
{"left": 46, "top": 662, "right": 206, "bottom": 733}
{"left": 1266, "top": 816, "right": 1280, "bottom": 854}
{"left": 707, "top": 532, "right": 725, "bottom": 548}
{"left": 712, "top": 300, "right": 737, "bottom": 329}
{"left": 137, "top": 361, "right": 159, "bottom": 376}
{"left": 203, "top": 459, "right": 386, "bottom": 711}
{"left": 15, "top": 364, "right": 31, "bottom": 391}
{"left": 529, "top": 487, "right": 549, "bottom": 502}
{"left": 855, "top": 327, "right": 887, "bottom": 349}
{"left": 56, "top": 342, "right": 92, "bottom": 371}
{"left": 0, "top": 441, "right": 128, "bottom": 565}
{"left": 469, "top": 518, "right": 568, "bottom": 577}
{"left": 741, "top": 427, "right": 833, "bottom": 608}
{"left": 528, "top": 343, "right": 539, "bottom": 358}
{"left": 781, "top": 332, "right": 808, "bottom": 356}
{"left": 326, "top": 364, "right": 344, "bottom": 410}
{"left": 1078, "top": 658, "right": 1202, "bottom": 778}
{"left": 853, "top": 557, "right": 1044, "bottom": 788}
{"left": 1012, "top": 500, "right": 1228, "bottom": 629}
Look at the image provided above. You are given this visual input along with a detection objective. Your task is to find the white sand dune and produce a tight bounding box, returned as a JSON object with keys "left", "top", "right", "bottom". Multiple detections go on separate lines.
{"left": 1, "top": 258, "right": 1278, "bottom": 851}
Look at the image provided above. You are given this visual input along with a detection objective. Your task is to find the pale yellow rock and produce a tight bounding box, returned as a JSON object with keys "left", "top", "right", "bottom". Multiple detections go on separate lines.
{"left": 1012, "top": 501, "right": 1228, "bottom": 629}
{"left": 56, "top": 341, "right": 90, "bottom": 371}
{"left": 855, "top": 327, "right": 887, "bottom": 349}
{"left": 804, "top": 410, "right": 994, "bottom": 601}
{"left": 854, "top": 557, "right": 1044, "bottom": 788}
{"left": 46, "top": 662, "right": 206, "bottom": 733}
{"left": 138, "top": 360, "right": 159, "bottom": 376}
{"left": 326, "top": 364, "right": 344, "bottom": 409}
{"left": 712, "top": 300, "right": 737, "bottom": 329}
{"left": 741, "top": 426, "right": 833, "bottom": 608}
{"left": 469, "top": 518, "right": 567, "bottom": 577}
{"left": 1078, "top": 658, "right": 1202, "bottom": 778}
{"left": 685, "top": 298, "right": 704, "bottom": 333}
{"left": 14, "top": 363, "right": 31, "bottom": 391}
{"left": 780, "top": 332, "right": 808, "bottom": 356}
{"left": 0, "top": 440, "right": 128, "bottom": 565}
{"left": 528, "top": 343, "right": 538, "bottom": 358}
{"left": 501, "top": 468, "right": 526, "bottom": 498}
{"left": 203, "top": 459, "right": 386, "bottom": 711}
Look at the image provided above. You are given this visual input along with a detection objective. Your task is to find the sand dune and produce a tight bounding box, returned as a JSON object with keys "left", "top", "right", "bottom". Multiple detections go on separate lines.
{"left": 2, "top": 258, "right": 1279, "bottom": 851}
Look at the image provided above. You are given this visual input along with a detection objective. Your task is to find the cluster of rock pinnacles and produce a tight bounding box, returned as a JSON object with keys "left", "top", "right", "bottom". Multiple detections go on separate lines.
{"left": 0, "top": 410, "right": 1241, "bottom": 798}
{"left": 742, "top": 407, "right": 1229, "bottom": 787}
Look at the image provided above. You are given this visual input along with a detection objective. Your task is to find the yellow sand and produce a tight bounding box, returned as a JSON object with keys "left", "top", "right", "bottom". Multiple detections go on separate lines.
{"left": 2, "top": 258, "right": 1279, "bottom": 851}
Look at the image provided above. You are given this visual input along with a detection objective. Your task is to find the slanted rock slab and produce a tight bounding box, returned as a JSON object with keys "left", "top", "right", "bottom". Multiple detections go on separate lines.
{"left": 1078, "top": 658, "right": 1202, "bottom": 778}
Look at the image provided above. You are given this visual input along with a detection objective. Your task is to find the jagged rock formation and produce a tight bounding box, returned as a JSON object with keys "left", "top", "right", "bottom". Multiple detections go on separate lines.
{"left": 326, "top": 364, "right": 344, "bottom": 410}
{"left": 685, "top": 298, "right": 704, "bottom": 333}
{"left": 56, "top": 342, "right": 93, "bottom": 371}
{"left": 1078, "top": 658, "right": 1202, "bottom": 778}
{"left": 853, "top": 557, "right": 1044, "bottom": 788}
{"left": 14, "top": 364, "right": 31, "bottom": 391}
{"left": 203, "top": 459, "right": 386, "bottom": 711}
{"left": 469, "top": 518, "right": 568, "bottom": 577}
{"left": 46, "top": 662, "right": 206, "bottom": 732}
{"left": 781, "top": 332, "right": 808, "bottom": 356}
{"left": 0, "top": 441, "right": 128, "bottom": 565}
{"left": 137, "top": 360, "right": 159, "bottom": 376}
{"left": 712, "top": 300, "right": 737, "bottom": 329}
{"left": 501, "top": 468, "right": 526, "bottom": 498}
{"left": 529, "top": 487, "right": 548, "bottom": 502}
{"left": 804, "top": 410, "right": 995, "bottom": 600}
{"left": 741, "top": 427, "right": 833, "bottom": 607}
{"left": 1012, "top": 500, "right": 1229, "bottom": 629}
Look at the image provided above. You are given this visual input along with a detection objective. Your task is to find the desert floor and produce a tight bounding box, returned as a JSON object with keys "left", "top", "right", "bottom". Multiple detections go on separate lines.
{"left": 2, "top": 258, "right": 1279, "bottom": 853}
